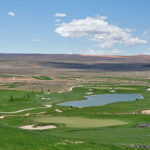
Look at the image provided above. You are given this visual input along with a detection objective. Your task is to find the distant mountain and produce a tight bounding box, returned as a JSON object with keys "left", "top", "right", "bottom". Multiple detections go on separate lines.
{"left": 0, "top": 53, "right": 150, "bottom": 63}
{"left": 0, "top": 54, "right": 150, "bottom": 74}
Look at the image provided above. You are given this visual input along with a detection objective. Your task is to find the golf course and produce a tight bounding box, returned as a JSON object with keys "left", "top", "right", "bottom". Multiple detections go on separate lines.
{"left": 0, "top": 74, "right": 150, "bottom": 150}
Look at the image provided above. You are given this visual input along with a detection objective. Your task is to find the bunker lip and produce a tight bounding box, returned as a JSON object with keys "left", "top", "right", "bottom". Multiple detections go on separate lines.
{"left": 19, "top": 125, "right": 56, "bottom": 130}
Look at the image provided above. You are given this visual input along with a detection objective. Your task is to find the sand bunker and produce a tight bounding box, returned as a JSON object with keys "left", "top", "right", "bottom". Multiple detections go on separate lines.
{"left": 24, "top": 113, "right": 30, "bottom": 116}
{"left": 147, "top": 88, "right": 150, "bottom": 91}
{"left": 0, "top": 105, "right": 52, "bottom": 114}
{"left": 55, "top": 109, "right": 63, "bottom": 112}
{"left": 0, "top": 108, "right": 35, "bottom": 114}
{"left": 86, "top": 92, "right": 93, "bottom": 95}
{"left": 141, "top": 110, "right": 150, "bottom": 114}
{"left": 20, "top": 125, "right": 56, "bottom": 130}
{"left": 109, "top": 90, "right": 116, "bottom": 93}
{"left": 68, "top": 87, "right": 74, "bottom": 91}
{"left": 58, "top": 86, "right": 82, "bottom": 93}
{"left": 0, "top": 116, "right": 4, "bottom": 119}
{"left": 44, "top": 105, "right": 52, "bottom": 108}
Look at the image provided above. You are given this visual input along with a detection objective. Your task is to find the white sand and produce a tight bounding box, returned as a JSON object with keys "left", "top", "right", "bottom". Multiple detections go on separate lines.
{"left": 86, "top": 92, "right": 93, "bottom": 95}
{"left": 147, "top": 88, "right": 150, "bottom": 91}
{"left": 44, "top": 105, "right": 52, "bottom": 108}
{"left": 55, "top": 109, "right": 63, "bottom": 112}
{"left": 20, "top": 125, "right": 56, "bottom": 130}
{"left": 0, "top": 116, "right": 4, "bottom": 119}
{"left": 0, "top": 108, "right": 35, "bottom": 114}
{"left": 109, "top": 90, "right": 116, "bottom": 93}
{"left": 58, "top": 86, "right": 82, "bottom": 93}
{"left": 0, "top": 105, "right": 52, "bottom": 114}
{"left": 141, "top": 110, "right": 150, "bottom": 114}
{"left": 74, "top": 141, "right": 84, "bottom": 144}
{"left": 68, "top": 87, "right": 74, "bottom": 91}
{"left": 78, "top": 107, "right": 83, "bottom": 108}
{"left": 25, "top": 113, "right": 30, "bottom": 116}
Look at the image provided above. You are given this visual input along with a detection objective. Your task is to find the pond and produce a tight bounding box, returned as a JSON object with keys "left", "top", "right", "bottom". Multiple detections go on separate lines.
{"left": 58, "top": 94, "right": 143, "bottom": 107}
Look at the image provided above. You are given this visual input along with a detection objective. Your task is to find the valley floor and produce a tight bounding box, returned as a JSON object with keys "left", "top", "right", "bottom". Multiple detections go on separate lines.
{"left": 0, "top": 75, "right": 150, "bottom": 150}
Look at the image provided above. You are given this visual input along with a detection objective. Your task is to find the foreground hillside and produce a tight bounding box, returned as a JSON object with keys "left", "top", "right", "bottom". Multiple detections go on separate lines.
{"left": 0, "top": 54, "right": 150, "bottom": 149}
{"left": 0, "top": 78, "right": 150, "bottom": 150}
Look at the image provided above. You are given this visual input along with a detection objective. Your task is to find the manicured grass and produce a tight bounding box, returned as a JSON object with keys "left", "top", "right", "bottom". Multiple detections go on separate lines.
{"left": 32, "top": 76, "right": 52, "bottom": 80}
{"left": 1, "top": 77, "right": 150, "bottom": 150}
{"left": 35, "top": 116, "right": 127, "bottom": 128}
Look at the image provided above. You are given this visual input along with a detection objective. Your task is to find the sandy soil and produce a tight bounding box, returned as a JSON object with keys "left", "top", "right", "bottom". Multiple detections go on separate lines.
{"left": 0, "top": 108, "right": 35, "bottom": 114}
{"left": 147, "top": 88, "right": 150, "bottom": 91}
{"left": 44, "top": 105, "right": 52, "bottom": 108}
{"left": 141, "top": 110, "right": 150, "bottom": 114}
{"left": 55, "top": 109, "right": 63, "bottom": 113}
{"left": 0, "top": 116, "right": 4, "bottom": 119}
{"left": 58, "top": 86, "right": 82, "bottom": 93}
{"left": 86, "top": 92, "right": 93, "bottom": 95}
{"left": 20, "top": 125, "right": 56, "bottom": 130}
{"left": 0, "top": 105, "right": 52, "bottom": 114}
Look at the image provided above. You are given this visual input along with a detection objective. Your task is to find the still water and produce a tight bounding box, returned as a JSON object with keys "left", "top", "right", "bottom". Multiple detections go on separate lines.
{"left": 58, "top": 94, "right": 143, "bottom": 107}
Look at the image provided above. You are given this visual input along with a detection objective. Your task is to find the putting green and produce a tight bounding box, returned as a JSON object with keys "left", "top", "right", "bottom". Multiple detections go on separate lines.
{"left": 35, "top": 117, "right": 128, "bottom": 128}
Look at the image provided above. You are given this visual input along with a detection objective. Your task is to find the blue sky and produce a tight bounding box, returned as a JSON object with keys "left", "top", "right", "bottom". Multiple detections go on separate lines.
{"left": 0, "top": 0, "right": 150, "bottom": 55}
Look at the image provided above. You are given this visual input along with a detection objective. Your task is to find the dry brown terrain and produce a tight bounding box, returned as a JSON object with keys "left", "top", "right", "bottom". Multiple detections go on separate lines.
{"left": 0, "top": 54, "right": 150, "bottom": 92}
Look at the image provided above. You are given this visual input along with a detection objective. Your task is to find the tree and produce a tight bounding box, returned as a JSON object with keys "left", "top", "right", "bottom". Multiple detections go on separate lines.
{"left": 10, "top": 95, "right": 14, "bottom": 102}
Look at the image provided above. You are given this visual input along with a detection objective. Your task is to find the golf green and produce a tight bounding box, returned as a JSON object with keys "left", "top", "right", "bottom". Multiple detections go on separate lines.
{"left": 35, "top": 117, "right": 128, "bottom": 128}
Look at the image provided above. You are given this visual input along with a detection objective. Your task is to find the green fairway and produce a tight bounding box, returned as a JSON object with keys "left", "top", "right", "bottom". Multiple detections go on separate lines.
{"left": 35, "top": 116, "right": 127, "bottom": 128}
{"left": 0, "top": 77, "right": 150, "bottom": 150}
{"left": 32, "top": 76, "right": 52, "bottom": 80}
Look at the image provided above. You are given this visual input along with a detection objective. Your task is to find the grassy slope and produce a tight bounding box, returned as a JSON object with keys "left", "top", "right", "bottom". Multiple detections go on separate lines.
{"left": 0, "top": 78, "right": 150, "bottom": 149}
{"left": 35, "top": 117, "right": 127, "bottom": 128}
{"left": 32, "top": 76, "right": 52, "bottom": 80}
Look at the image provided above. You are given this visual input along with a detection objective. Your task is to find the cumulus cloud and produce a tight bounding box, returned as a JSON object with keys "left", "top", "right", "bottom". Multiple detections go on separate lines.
{"left": 55, "top": 16, "right": 146, "bottom": 48}
{"left": 81, "top": 49, "right": 124, "bottom": 55}
{"left": 55, "top": 13, "right": 67, "bottom": 18}
{"left": 8, "top": 11, "right": 15, "bottom": 16}
{"left": 55, "top": 19, "right": 61, "bottom": 22}
{"left": 142, "top": 31, "right": 150, "bottom": 38}
{"left": 32, "top": 38, "right": 40, "bottom": 42}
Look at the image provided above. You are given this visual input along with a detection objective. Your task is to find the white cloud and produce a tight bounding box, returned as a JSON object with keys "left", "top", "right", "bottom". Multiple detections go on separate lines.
{"left": 32, "top": 38, "right": 40, "bottom": 42}
{"left": 8, "top": 11, "right": 15, "bottom": 16}
{"left": 111, "top": 49, "right": 122, "bottom": 54}
{"left": 55, "top": 16, "right": 146, "bottom": 48}
{"left": 142, "top": 31, "right": 150, "bottom": 38}
{"left": 82, "top": 49, "right": 124, "bottom": 55}
{"left": 55, "top": 19, "right": 61, "bottom": 22}
{"left": 55, "top": 13, "right": 67, "bottom": 18}
{"left": 144, "top": 52, "right": 150, "bottom": 55}
{"left": 68, "top": 52, "right": 73, "bottom": 54}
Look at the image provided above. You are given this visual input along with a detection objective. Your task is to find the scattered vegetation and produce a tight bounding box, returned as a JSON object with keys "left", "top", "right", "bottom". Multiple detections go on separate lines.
{"left": 32, "top": 76, "right": 52, "bottom": 80}
{"left": 1, "top": 76, "right": 150, "bottom": 150}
